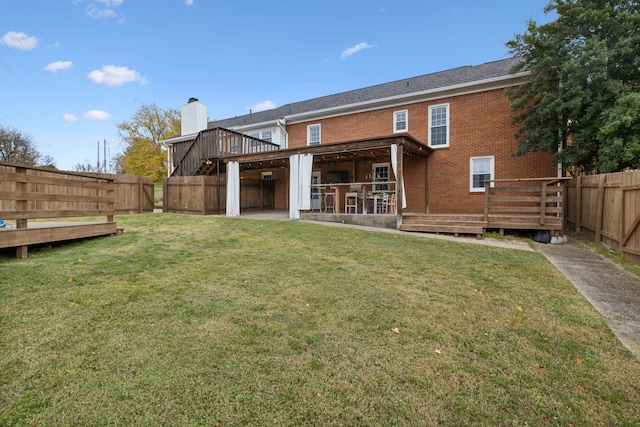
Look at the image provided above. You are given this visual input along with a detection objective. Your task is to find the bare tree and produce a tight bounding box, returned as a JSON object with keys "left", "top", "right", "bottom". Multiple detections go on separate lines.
{"left": 0, "top": 126, "right": 56, "bottom": 168}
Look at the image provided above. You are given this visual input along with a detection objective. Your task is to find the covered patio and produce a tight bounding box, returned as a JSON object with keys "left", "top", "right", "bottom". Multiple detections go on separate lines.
{"left": 221, "top": 134, "right": 433, "bottom": 228}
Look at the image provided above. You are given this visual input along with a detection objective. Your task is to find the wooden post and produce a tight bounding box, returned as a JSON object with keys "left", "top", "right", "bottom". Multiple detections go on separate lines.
{"left": 15, "top": 167, "right": 28, "bottom": 259}
{"left": 138, "top": 176, "right": 144, "bottom": 213}
{"left": 201, "top": 175, "right": 207, "bottom": 215}
{"left": 162, "top": 177, "right": 167, "bottom": 213}
{"left": 539, "top": 180, "right": 547, "bottom": 225}
{"left": 575, "top": 175, "right": 582, "bottom": 232}
{"left": 561, "top": 181, "right": 567, "bottom": 235}
{"left": 595, "top": 174, "right": 606, "bottom": 243}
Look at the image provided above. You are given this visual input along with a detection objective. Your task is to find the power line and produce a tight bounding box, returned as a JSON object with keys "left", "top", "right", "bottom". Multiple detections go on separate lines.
{"left": 0, "top": 11, "right": 42, "bottom": 89}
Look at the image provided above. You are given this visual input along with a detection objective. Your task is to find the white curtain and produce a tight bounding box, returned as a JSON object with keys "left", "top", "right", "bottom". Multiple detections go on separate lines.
{"left": 289, "top": 155, "right": 300, "bottom": 219}
{"left": 226, "top": 161, "right": 240, "bottom": 217}
{"left": 391, "top": 144, "right": 407, "bottom": 209}
{"left": 298, "top": 153, "right": 313, "bottom": 211}
{"left": 289, "top": 154, "right": 314, "bottom": 219}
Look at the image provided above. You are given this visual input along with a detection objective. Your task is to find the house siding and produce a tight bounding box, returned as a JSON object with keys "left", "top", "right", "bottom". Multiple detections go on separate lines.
{"left": 285, "top": 87, "right": 556, "bottom": 214}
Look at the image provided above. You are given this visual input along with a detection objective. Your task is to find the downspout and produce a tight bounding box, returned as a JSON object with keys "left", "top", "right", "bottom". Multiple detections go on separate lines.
{"left": 277, "top": 118, "right": 288, "bottom": 148}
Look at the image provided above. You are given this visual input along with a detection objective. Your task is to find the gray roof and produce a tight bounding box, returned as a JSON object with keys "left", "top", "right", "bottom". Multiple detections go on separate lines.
{"left": 209, "top": 57, "right": 523, "bottom": 129}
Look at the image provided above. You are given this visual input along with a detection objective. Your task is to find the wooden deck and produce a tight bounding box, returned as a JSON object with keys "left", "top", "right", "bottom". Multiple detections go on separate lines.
{"left": 400, "top": 214, "right": 486, "bottom": 237}
{"left": 0, "top": 163, "right": 118, "bottom": 259}
{"left": 0, "top": 221, "right": 118, "bottom": 250}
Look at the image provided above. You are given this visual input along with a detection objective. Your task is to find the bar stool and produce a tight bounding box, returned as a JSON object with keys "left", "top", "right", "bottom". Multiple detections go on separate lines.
{"left": 345, "top": 192, "right": 358, "bottom": 214}
{"left": 323, "top": 187, "right": 336, "bottom": 213}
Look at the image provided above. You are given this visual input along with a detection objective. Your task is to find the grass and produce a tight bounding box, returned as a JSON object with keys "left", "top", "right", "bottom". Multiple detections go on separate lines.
{"left": 1, "top": 214, "right": 639, "bottom": 426}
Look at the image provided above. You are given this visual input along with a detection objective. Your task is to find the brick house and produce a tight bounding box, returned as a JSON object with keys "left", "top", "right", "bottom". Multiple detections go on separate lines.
{"left": 166, "top": 57, "right": 562, "bottom": 233}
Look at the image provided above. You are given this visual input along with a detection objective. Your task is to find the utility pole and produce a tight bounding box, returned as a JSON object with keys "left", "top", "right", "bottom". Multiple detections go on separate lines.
{"left": 103, "top": 139, "right": 107, "bottom": 173}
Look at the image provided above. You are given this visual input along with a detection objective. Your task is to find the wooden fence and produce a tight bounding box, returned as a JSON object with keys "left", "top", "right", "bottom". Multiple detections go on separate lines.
{"left": 107, "top": 174, "right": 154, "bottom": 214}
{"left": 0, "top": 163, "right": 117, "bottom": 259}
{"left": 567, "top": 170, "right": 640, "bottom": 264}
{"left": 163, "top": 176, "right": 271, "bottom": 215}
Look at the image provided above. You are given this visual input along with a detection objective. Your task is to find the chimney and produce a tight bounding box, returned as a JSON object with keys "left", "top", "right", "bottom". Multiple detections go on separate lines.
{"left": 181, "top": 98, "right": 207, "bottom": 135}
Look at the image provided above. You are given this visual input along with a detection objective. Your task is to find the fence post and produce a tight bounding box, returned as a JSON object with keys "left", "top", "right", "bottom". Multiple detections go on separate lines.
{"left": 575, "top": 175, "right": 582, "bottom": 232}
{"left": 138, "top": 176, "right": 144, "bottom": 213}
{"left": 15, "top": 167, "right": 28, "bottom": 259}
{"left": 539, "top": 180, "right": 548, "bottom": 225}
{"left": 595, "top": 174, "right": 606, "bottom": 243}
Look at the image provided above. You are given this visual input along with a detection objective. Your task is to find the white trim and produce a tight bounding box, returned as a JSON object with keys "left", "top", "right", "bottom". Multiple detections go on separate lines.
{"left": 428, "top": 103, "right": 450, "bottom": 148}
{"left": 393, "top": 109, "right": 408, "bottom": 133}
{"left": 470, "top": 155, "right": 495, "bottom": 192}
{"left": 307, "top": 123, "right": 321, "bottom": 146}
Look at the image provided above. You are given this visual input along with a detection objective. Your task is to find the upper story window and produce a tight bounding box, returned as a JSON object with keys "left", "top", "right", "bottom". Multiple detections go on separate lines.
{"left": 261, "top": 131, "right": 272, "bottom": 142}
{"left": 394, "top": 110, "right": 408, "bottom": 133}
{"left": 470, "top": 156, "right": 494, "bottom": 192}
{"left": 307, "top": 124, "right": 321, "bottom": 146}
{"left": 429, "top": 104, "right": 449, "bottom": 148}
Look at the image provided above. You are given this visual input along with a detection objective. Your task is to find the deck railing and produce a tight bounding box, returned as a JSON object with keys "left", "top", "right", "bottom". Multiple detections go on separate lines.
{"left": 484, "top": 177, "right": 570, "bottom": 234}
{"left": 171, "top": 127, "right": 280, "bottom": 177}
{"left": 310, "top": 181, "right": 397, "bottom": 214}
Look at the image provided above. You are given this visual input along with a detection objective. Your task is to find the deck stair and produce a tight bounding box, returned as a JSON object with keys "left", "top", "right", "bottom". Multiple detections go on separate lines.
{"left": 400, "top": 214, "right": 486, "bottom": 237}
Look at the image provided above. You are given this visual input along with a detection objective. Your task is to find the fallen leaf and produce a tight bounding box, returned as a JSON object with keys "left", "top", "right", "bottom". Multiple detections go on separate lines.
{"left": 68, "top": 277, "right": 74, "bottom": 283}
{"left": 391, "top": 327, "right": 400, "bottom": 334}
{"left": 435, "top": 349, "right": 442, "bottom": 354}
{"left": 576, "top": 357, "right": 583, "bottom": 364}
{"left": 475, "top": 289, "right": 483, "bottom": 295}
{"left": 517, "top": 305, "right": 523, "bottom": 312}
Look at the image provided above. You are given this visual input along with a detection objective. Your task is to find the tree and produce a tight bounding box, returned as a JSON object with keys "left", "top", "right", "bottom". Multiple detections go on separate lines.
{"left": 507, "top": 0, "right": 640, "bottom": 173}
{"left": 117, "top": 103, "right": 180, "bottom": 181}
{"left": 0, "top": 126, "right": 56, "bottom": 168}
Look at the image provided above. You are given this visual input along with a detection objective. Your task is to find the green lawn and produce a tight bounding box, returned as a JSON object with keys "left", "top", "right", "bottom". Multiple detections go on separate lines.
{"left": 1, "top": 214, "right": 639, "bottom": 426}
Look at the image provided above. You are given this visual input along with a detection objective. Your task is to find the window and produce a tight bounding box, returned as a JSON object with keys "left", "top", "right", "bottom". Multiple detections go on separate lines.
{"left": 261, "top": 131, "right": 272, "bottom": 142}
{"left": 394, "top": 110, "right": 408, "bottom": 133}
{"left": 372, "top": 162, "right": 390, "bottom": 192}
{"left": 429, "top": 104, "right": 449, "bottom": 147}
{"left": 470, "top": 156, "right": 494, "bottom": 192}
{"left": 307, "top": 124, "right": 321, "bottom": 146}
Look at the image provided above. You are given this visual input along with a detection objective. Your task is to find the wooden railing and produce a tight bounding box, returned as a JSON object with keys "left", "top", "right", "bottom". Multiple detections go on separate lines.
{"left": 171, "top": 127, "right": 280, "bottom": 177}
{"left": 310, "top": 181, "right": 397, "bottom": 214}
{"left": 0, "top": 163, "right": 116, "bottom": 259}
{"left": 484, "top": 177, "right": 570, "bottom": 235}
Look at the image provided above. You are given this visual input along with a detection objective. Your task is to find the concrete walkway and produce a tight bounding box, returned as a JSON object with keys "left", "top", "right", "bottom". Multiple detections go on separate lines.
{"left": 537, "top": 238, "right": 640, "bottom": 360}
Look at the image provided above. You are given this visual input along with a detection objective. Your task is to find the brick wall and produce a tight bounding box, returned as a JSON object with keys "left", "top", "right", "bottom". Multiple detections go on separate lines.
{"left": 286, "top": 87, "right": 557, "bottom": 214}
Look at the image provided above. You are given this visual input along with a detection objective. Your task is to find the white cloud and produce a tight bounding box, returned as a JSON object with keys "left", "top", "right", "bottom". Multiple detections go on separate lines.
{"left": 1, "top": 31, "right": 38, "bottom": 50}
{"left": 62, "top": 113, "right": 79, "bottom": 122}
{"left": 83, "top": 110, "right": 112, "bottom": 120}
{"left": 248, "top": 100, "right": 276, "bottom": 113}
{"left": 340, "top": 42, "right": 373, "bottom": 60}
{"left": 87, "top": 65, "right": 148, "bottom": 86}
{"left": 78, "top": 0, "right": 125, "bottom": 22}
{"left": 44, "top": 61, "right": 73, "bottom": 72}
{"left": 185, "top": 0, "right": 194, "bottom": 5}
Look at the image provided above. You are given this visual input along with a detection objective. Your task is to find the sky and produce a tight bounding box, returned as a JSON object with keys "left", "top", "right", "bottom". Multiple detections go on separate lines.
{"left": 1, "top": 0, "right": 556, "bottom": 171}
